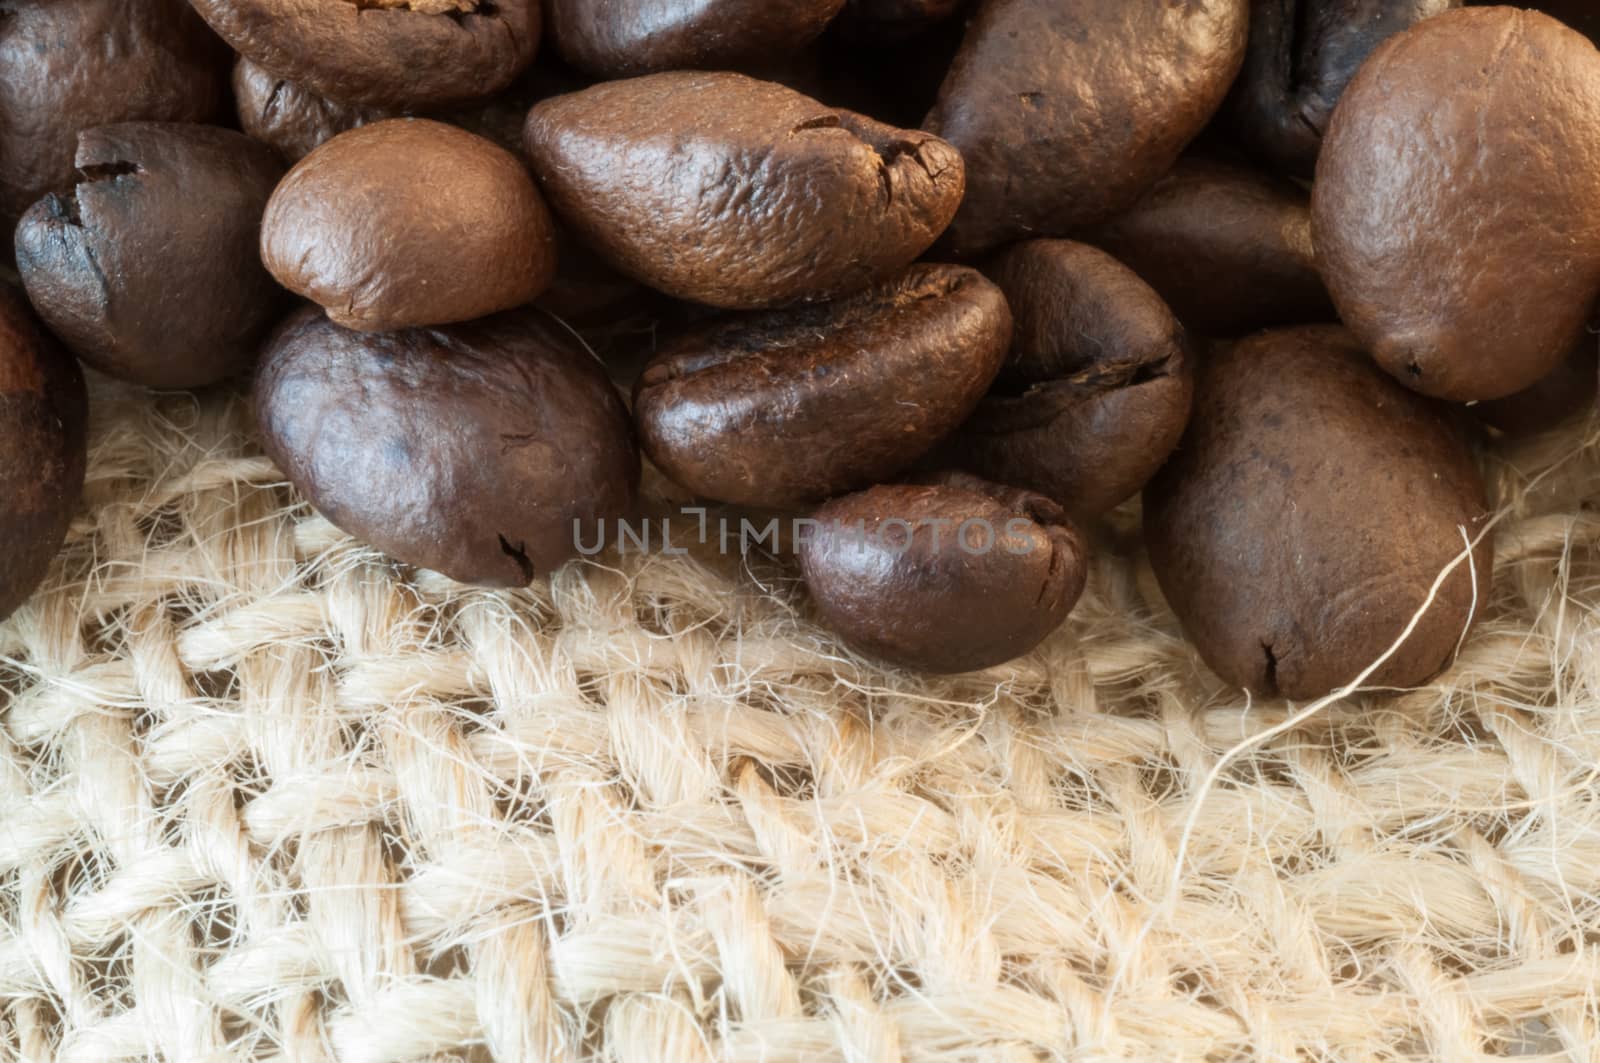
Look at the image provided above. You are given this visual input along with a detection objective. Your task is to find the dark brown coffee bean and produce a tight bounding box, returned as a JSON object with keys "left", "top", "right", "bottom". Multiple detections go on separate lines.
{"left": 234, "top": 61, "right": 640, "bottom": 323}
{"left": 233, "top": 56, "right": 394, "bottom": 164}
{"left": 634, "top": 265, "right": 1010, "bottom": 509}
{"left": 235, "top": 62, "right": 637, "bottom": 323}
{"left": 1079, "top": 155, "right": 1335, "bottom": 337}
{"left": 262, "top": 119, "right": 558, "bottom": 332}
{"left": 235, "top": 57, "right": 585, "bottom": 165}
{"left": 0, "top": 287, "right": 87, "bottom": 623}
{"left": 933, "top": 241, "right": 1192, "bottom": 518}
{"left": 255, "top": 305, "right": 639, "bottom": 587}
{"left": 1145, "top": 326, "right": 1493, "bottom": 700}
{"left": 800, "top": 473, "right": 1088, "bottom": 673}
{"left": 188, "top": 0, "right": 539, "bottom": 109}
{"left": 1225, "top": 1, "right": 1460, "bottom": 177}
{"left": 547, "top": 0, "right": 845, "bottom": 78}
{"left": 924, "top": 0, "right": 1248, "bottom": 256}
{"left": 524, "top": 73, "right": 964, "bottom": 310}
{"left": 1313, "top": 8, "right": 1600, "bottom": 401}
{"left": 0, "top": 0, "right": 229, "bottom": 233}
{"left": 15, "top": 124, "right": 286, "bottom": 390}
{"left": 1472, "top": 336, "right": 1598, "bottom": 438}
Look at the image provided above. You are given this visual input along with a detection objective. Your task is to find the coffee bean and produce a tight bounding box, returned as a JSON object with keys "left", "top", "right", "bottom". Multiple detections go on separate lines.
{"left": 523, "top": 72, "right": 964, "bottom": 309}
{"left": 800, "top": 472, "right": 1088, "bottom": 673}
{"left": 1145, "top": 326, "right": 1493, "bottom": 700}
{"left": 233, "top": 56, "right": 394, "bottom": 164}
{"left": 547, "top": 0, "right": 845, "bottom": 78}
{"left": 255, "top": 305, "right": 639, "bottom": 587}
{"left": 1313, "top": 7, "right": 1600, "bottom": 401}
{"left": 0, "top": 287, "right": 87, "bottom": 623}
{"left": 236, "top": 66, "right": 635, "bottom": 324}
{"left": 0, "top": 0, "right": 229, "bottom": 233}
{"left": 188, "top": 0, "right": 539, "bottom": 109}
{"left": 261, "top": 119, "right": 558, "bottom": 332}
{"left": 1472, "top": 337, "right": 1599, "bottom": 438}
{"left": 923, "top": 0, "right": 1248, "bottom": 255}
{"left": 16, "top": 124, "right": 286, "bottom": 390}
{"left": 1079, "top": 155, "right": 1335, "bottom": 337}
{"left": 634, "top": 265, "right": 1010, "bottom": 509}
{"left": 234, "top": 56, "right": 582, "bottom": 165}
{"left": 1469, "top": 1, "right": 1598, "bottom": 43}
{"left": 933, "top": 241, "right": 1192, "bottom": 519}
{"left": 1225, "top": 1, "right": 1460, "bottom": 177}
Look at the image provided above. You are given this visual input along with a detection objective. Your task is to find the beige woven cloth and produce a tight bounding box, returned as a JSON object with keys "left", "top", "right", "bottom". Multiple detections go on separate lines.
{"left": 1, "top": 372, "right": 1597, "bottom": 1061}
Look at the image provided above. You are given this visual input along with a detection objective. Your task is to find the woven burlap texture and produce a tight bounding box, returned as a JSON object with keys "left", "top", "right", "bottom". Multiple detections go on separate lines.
{"left": 1, "top": 374, "right": 1598, "bottom": 1062}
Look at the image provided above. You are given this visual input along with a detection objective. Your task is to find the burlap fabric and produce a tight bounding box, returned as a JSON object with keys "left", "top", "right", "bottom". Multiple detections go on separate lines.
{"left": 1, "top": 372, "right": 1597, "bottom": 1061}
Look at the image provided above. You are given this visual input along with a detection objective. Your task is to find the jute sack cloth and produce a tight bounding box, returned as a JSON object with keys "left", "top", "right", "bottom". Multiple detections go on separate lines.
{"left": 1, "top": 373, "right": 1597, "bottom": 1059}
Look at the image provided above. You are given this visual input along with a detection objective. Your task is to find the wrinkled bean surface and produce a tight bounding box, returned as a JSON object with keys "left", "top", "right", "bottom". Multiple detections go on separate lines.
{"left": 524, "top": 72, "right": 965, "bottom": 309}
{"left": 635, "top": 264, "right": 1011, "bottom": 509}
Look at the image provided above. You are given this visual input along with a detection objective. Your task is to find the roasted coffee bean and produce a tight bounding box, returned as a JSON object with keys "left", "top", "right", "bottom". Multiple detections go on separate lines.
{"left": 477, "top": 69, "right": 648, "bottom": 321}
{"left": 1469, "top": 1, "right": 1598, "bottom": 43}
{"left": 262, "top": 119, "right": 558, "bottom": 332}
{"left": 1314, "top": 7, "right": 1600, "bottom": 401}
{"left": 235, "top": 68, "right": 637, "bottom": 327}
{"left": 188, "top": 0, "right": 539, "bottom": 109}
{"left": 524, "top": 73, "right": 964, "bottom": 309}
{"left": 1080, "top": 155, "right": 1334, "bottom": 337}
{"left": 935, "top": 241, "right": 1192, "bottom": 517}
{"left": 1472, "top": 338, "right": 1599, "bottom": 438}
{"left": 634, "top": 265, "right": 1010, "bottom": 509}
{"left": 0, "top": 287, "right": 88, "bottom": 623}
{"left": 233, "top": 56, "right": 394, "bottom": 164}
{"left": 235, "top": 57, "right": 581, "bottom": 165}
{"left": 547, "top": 0, "right": 845, "bottom": 78}
{"left": 0, "top": 0, "right": 229, "bottom": 233}
{"left": 1225, "top": 1, "right": 1459, "bottom": 177}
{"left": 924, "top": 0, "right": 1248, "bottom": 255}
{"left": 16, "top": 124, "right": 285, "bottom": 390}
{"left": 255, "top": 305, "right": 639, "bottom": 586}
{"left": 800, "top": 472, "right": 1089, "bottom": 673}
{"left": 1145, "top": 326, "right": 1493, "bottom": 700}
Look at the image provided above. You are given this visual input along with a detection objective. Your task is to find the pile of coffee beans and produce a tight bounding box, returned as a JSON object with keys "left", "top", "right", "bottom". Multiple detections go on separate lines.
{"left": 2, "top": 1, "right": 1596, "bottom": 697}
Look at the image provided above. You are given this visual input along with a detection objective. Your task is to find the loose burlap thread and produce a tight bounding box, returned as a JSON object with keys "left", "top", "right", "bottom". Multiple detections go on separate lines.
{"left": 1, "top": 373, "right": 1598, "bottom": 1061}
